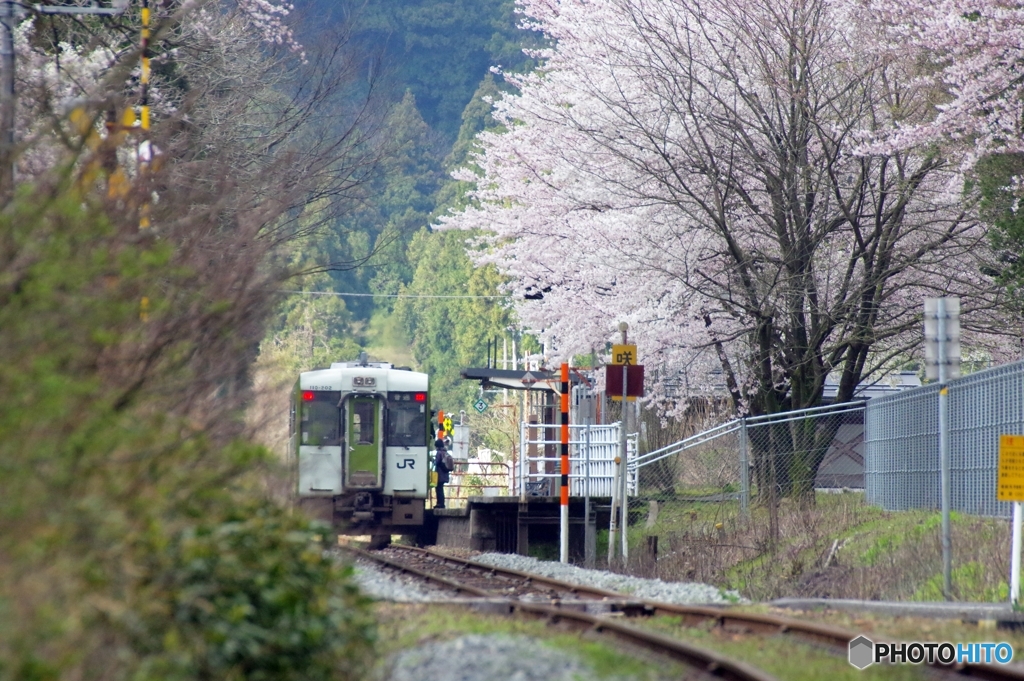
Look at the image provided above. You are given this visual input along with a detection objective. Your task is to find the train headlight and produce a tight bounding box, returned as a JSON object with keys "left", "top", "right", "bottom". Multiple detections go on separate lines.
{"left": 353, "top": 377, "right": 363, "bottom": 386}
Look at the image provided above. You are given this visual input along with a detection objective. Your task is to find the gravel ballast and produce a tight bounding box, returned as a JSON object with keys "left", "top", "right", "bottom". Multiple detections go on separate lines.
{"left": 351, "top": 558, "right": 446, "bottom": 602}
{"left": 472, "top": 552, "right": 744, "bottom": 605}
{"left": 350, "top": 549, "right": 742, "bottom": 605}
{"left": 385, "top": 633, "right": 595, "bottom": 681}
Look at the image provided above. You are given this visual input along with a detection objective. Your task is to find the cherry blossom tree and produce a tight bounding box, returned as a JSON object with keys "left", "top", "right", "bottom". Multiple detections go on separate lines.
{"left": 861, "top": 0, "right": 1024, "bottom": 326}
{"left": 443, "top": 0, "right": 1008, "bottom": 497}
{"left": 858, "top": 0, "right": 1024, "bottom": 162}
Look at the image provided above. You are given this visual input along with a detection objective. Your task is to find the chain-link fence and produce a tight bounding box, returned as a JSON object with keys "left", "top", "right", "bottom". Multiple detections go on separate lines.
{"left": 606, "top": 365, "right": 1024, "bottom": 598}
{"left": 866, "top": 359, "right": 1024, "bottom": 519}
{"left": 620, "top": 402, "right": 866, "bottom": 570}
{"left": 863, "top": 384, "right": 941, "bottom": 513}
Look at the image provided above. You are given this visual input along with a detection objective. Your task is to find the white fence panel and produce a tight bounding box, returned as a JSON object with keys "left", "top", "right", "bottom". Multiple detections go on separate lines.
{"left": 518, "top": 422, "right": 637, "bottom": 497}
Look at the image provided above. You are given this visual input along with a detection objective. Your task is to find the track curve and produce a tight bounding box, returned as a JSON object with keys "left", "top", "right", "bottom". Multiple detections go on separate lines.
{"left": 352, "top": 545, "right": 1024, "bottom": 681}
{"left": 351, "top": 545, "right": 778, "bottom": 681}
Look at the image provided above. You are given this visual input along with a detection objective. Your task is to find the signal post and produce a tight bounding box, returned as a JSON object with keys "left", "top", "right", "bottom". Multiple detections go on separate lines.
{"left": 605, "top": 324, "right": 643, "bottom": 564}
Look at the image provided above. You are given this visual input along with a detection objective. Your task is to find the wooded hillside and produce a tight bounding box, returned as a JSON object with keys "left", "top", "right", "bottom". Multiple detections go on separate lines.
{"left": 259, "top": 0, "right": 537, "bottom": 422}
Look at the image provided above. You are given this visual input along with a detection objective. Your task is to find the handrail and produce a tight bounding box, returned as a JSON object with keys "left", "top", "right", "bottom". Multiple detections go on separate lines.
{"left": 632, "top": 401, "right": 866, "bottom": 470}
{"left": 435, "top": 461, "right": 513, "bottom": 507}
{"left": 633, "top": 420, "right": 741, "bottom": 466}
{"left": 743, "top": 400, "right": 865, "bottom": 424}
{"left": 744, "top": 404, "right": 864, "bottom": 428}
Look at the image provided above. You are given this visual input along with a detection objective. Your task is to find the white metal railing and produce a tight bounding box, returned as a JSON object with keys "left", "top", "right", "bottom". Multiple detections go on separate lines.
{"left": 518, "top": 421, "right": 637, "bottom": 497}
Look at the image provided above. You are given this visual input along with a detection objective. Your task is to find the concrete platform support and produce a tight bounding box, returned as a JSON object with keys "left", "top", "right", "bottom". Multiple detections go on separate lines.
{"left": 432, "top": 497, "right": 611, "bottom": 562}
{"left": 469, "top": 507, "right": 497, "bottom": 551}
{"left": 434, "top": 509, "right": 470, "bottom": 549}
{"left": 517, "top": 502, "right": 530, "bottom": 556}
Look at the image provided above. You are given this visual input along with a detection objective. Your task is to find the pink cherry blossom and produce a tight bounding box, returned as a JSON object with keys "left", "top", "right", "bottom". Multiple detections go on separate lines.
{"left": 854, "top": 0, "right": 1024, "bottom": 163}
{"left": 442, "top": 0, "right": 1009, "bottom": 416}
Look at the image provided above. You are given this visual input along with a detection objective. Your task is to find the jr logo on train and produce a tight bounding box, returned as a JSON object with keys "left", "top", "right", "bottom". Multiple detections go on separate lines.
{"left": 290, "top": 354, "right": 432, "bottom": 546}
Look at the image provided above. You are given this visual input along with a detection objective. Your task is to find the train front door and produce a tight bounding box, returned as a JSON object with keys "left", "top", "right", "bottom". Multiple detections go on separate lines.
{"left": 346, "top": 396, "right": 382, "bottom": 488}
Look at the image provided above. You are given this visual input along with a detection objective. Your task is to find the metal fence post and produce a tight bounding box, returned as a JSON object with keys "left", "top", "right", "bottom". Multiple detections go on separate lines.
{"left": 607, "top": 417, "right": 619, "bottom": 565}
{"left": 621, "top": 398, "right": 629, "bottom": 562}
{"left": 585, "top": 408, "right": 595, "bottom": 568}
{"left": 739, "top": 417, "right": 750, "bottom": 520}
{"left": 938, "top": 297, "right": 952, "bottom": 601}
{"left": 519, "top": 420, "right": 527, "bottom": 500}
{"left": 1013, "top": 502, "right": 1022, "bottom": 606}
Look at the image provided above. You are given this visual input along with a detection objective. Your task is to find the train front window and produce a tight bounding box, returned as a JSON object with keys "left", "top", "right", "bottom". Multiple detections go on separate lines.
{"left": 300, "top": 391, "right": 341, "bottom": 446}
{"left": 353, "top": 400, "right": 376, "bottom": 444}
{"left": 387, "top": 392, "right": 427, "bottom": 447}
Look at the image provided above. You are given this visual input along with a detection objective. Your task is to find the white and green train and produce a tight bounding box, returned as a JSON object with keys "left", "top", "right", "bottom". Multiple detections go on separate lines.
{"left": 290, "top": 355, "right": 431, "bottom": 543}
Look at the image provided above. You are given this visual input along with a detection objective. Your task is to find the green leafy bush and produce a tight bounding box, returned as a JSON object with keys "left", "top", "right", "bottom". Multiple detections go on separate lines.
{"left": 133, "top": 507, "right": 375, "bottom": 681}
{"left": 0, "top": 135, "right": 377, "bottom": 681}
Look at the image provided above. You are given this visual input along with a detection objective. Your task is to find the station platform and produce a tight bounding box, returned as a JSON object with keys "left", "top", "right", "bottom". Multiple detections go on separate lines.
{"left": 428, "top": 495, "right": 611, "bottom": 560}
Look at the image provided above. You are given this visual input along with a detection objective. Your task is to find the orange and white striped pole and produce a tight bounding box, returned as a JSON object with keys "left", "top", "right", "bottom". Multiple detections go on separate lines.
{"left": 138, "top": 0, "right": 151, "bottom": 321}
{"left": 559, "top": 362, "right": 570, "bottom": 563}
{"left": 139, "top": 0, "right": 151, "bottom": 230}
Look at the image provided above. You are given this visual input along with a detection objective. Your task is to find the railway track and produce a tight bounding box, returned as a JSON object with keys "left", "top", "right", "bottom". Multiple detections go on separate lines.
{"left": 351, "top": 545, "right": 777, "bottom": 681}
{"left": 368, "top": 545, "right": 648, "bottom": 611}
{"left": 352, "top": 545, "right": 1024, "bottom": 681}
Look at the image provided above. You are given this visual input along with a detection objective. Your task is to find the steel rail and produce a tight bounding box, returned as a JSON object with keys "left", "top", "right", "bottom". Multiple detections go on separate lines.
{"left": 360, "top": 546, "right": 1024, "bottom": 680}
{"left": 348, "top": 546, "right": 493, "bottom": 597}
{"left": 389, "top": 546, "right": 857, "bottom": 645}
{"left": 351, "top": 546, "right": 778, "bottom": 681}
{"left": 511, "top": 601, "right": 779, "bottom": 681}
{"left": 391, "top": 545, "right": 632, "bottom": 599}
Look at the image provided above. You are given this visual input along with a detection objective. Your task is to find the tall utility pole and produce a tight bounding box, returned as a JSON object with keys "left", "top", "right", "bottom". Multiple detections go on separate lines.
{"left": 0, "top": 0, "right": 16, "bottom": 197}
{"left": 608, "top": 322, "right": 629, "bottom": 565}
{"left": 0, "top": 0, "right": 131, "bottom": 200}
{"left": 925, "top": 296, "right": 960, "bottom": 601}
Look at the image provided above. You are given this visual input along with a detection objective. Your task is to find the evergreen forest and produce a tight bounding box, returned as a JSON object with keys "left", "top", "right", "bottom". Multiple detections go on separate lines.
{"left": 258, "top": 0, "right": 540, "bottom": 433}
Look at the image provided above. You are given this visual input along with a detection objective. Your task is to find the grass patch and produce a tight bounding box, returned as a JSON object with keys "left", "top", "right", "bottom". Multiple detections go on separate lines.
{"left": 847, "top": 511, "right": 945, "bottom": 567}
{"left": 764, "top": 606, "right": 1024, "bottom": 660}
{"left": 636, "top": 615, "right": 928, "bottom": 681}
{"left": 912, "top": 561, "right": 1010, "bottom": 602}
{"left": 371, "top": 603, "right": 685, "bottom": 680}
{"left": 619, "top": 491, "right": 1013, "bottom": 601}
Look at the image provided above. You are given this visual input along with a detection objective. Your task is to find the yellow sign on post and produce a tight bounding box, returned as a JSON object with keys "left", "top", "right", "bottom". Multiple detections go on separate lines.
{"left": 998, "top": 435, "right": 1024, "bottom": 501}
{"left": 611, "top": 344, "right": 638, "bottom": 365}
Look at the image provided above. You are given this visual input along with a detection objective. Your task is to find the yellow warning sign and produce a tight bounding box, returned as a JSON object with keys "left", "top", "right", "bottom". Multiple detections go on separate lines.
{"left": 998, "top": 435, "right": 1024, "bottom": 501}
{"left": 611, "top": 344, "right": 638, "bottom": 365}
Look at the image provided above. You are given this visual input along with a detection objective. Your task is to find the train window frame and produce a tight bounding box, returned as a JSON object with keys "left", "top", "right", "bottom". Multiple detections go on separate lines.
{"left": 352, "top": 400, "right": 376, "bottom": 445}
{"left": 387, "top": 392, "right": 428, "bottom": 448}
{"left": 300, "top": 390, "right": 341, "bottom": 446}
